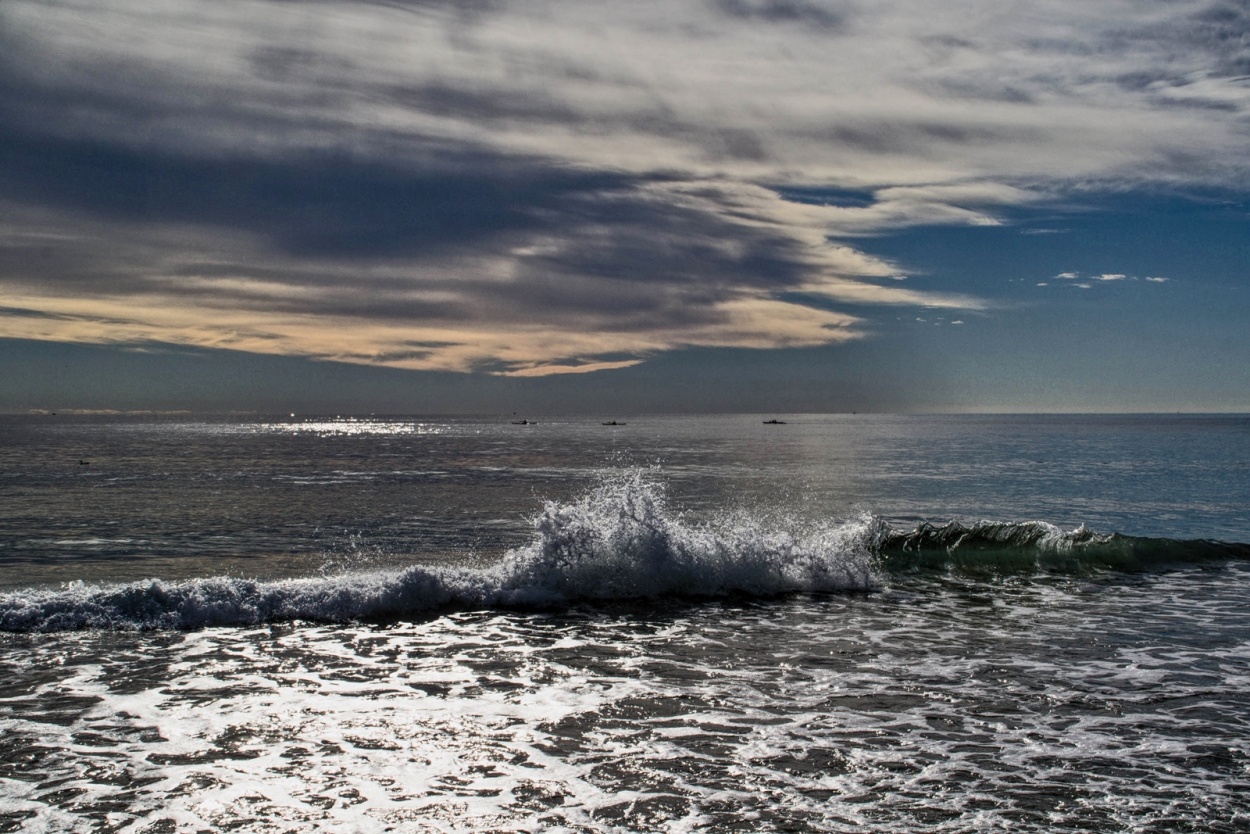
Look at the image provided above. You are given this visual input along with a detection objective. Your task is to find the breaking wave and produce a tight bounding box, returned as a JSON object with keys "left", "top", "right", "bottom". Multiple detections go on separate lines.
{"left": 2, "top": 469, "right": 1246, "bottom": 632}
{"left": 0, "top": 469, "right": 880, "bottom": 632}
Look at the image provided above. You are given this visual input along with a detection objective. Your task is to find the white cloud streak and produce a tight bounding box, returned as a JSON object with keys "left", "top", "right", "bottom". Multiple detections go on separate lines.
{"left": 1049, "top": 270, "right": 1172, "bottom": 287}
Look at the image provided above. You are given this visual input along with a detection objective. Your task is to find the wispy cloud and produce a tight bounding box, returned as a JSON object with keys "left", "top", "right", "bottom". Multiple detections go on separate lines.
{"left": 1047, "top": 271, "right": 1171, "bottom": 288}
{"left": 0, "top": 0, "right": 1241, "bottom": 373}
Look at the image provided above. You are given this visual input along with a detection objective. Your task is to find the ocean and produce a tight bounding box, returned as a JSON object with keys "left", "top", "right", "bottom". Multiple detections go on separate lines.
{"left": 1, "top": 413, "right": 1247, "bottom": 832}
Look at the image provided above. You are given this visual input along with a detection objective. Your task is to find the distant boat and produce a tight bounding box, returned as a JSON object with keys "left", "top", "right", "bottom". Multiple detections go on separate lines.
{"left": 602, "top": 421, "right": 626, "bottom": 426}
{"left": 511, "top": 419, "right": 535, "bottom": 425}
{"left": 762, "top": 419, "right": 786, "bottom": 425}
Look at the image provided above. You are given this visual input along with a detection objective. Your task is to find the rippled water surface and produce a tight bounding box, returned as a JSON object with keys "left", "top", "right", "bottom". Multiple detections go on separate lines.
{"left": 1, "top": 414, "right": 1248, "bottom": 832}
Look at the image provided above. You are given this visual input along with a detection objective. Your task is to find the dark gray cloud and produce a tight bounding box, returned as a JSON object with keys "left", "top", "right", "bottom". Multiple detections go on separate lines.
{"left": 1063, "top": 3, "right": 1250, "bottom": 99}
{"left": 1184, "top": 1, "right": 1250, "bottom": 75}
{"left": 0, "top": 125, "right": 634, "bottom": 260}
{"left": 0, "top": 121, "right": 820, "bottom": 340}
{"left": 249, "top": 46, "right": 362, "bottom": 84}
{"left": 0, "top": 13, "right": 821, "bottom": 334}
{"left": 0, "top": 306, "right": 82, "bottom": 322}
{"left": 713, "top": 0, "right": 847, "bottom": 30}
{"left": 0, "top": 303, "right": 146, "bottom": 328}
{"left": 263, "top": 0, "right": 504, "bottom": 21}
{"left": 355, "top": 0, "right": 503, "bottom": 18}
{"left": 808, "top": 121, "right": 1044, "bottom": 158}
{"left": 381, "top": 82, "right": 584, "bottom": 125}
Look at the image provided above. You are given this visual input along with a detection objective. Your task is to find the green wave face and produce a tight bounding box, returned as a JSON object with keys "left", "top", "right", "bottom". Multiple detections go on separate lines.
{"left": 877, "top": 520, "right": 1250, "bottom": 575}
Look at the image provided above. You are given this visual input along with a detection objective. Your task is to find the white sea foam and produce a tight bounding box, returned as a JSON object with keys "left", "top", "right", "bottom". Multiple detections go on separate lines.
{"left": 0, "top": 469, "right": 883, "bottom": 632}
{"left": 3, "top": 568, "right": 1247, "bottom": 834}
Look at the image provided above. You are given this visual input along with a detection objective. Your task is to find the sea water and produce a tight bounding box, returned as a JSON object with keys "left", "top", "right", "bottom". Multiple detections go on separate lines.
{"left": 0, "top": 413, "right": 1247, "bottom": 832}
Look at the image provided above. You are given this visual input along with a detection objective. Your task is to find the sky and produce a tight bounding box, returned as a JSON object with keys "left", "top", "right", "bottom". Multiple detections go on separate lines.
{"left": 2, "top": 0, "right": 1248, "bottom": 413}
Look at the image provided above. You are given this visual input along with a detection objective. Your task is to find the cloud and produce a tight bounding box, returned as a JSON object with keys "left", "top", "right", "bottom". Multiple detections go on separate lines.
{"left": 0, "top": 126, "right": 634, "bottom": 261}
{"left": 1046, "top": 271, "right": 1171, "bottom": 289}
{"left": 0, "top": 0, "right": 1243, "bottom": 374}
{"left": 0, "top": 173, "right": 894, "bottom": 375}
{"left": 6, "top": 0, "right": 1246, "bottom": 187}
{"left": 713, "top": 0, "right": 848, "bottom": 30}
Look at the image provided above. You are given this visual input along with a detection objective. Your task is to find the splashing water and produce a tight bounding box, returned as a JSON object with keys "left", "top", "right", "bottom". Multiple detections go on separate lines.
{"left": 493, "top": 467, "right": 883, "bottom": 604}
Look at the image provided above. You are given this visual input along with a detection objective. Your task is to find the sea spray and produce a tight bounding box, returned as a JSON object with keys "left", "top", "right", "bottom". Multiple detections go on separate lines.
{"left": 488, "top": 467, "right": 884, "bottom": 604}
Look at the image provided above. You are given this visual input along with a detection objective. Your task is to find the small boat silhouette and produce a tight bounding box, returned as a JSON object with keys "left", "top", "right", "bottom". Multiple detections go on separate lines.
{"left": 602, "top": 421, "right": 626, "bottom": 426}
{"left": 762, "top": 419, "right": 786, "bottom": 425}
{"left": 511, "top": 419, "right": 534, "bottom": 425}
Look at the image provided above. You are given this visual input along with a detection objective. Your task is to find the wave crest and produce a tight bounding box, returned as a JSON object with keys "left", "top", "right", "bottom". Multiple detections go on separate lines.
{"left": 878, "top": 519, "right": 1250, "bottom": 572}
{"left": 494, "top": 468, "right": 882, "bottom": 604}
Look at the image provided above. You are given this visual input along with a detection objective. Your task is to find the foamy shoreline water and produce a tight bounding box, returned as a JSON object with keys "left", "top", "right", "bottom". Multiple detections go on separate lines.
{"left": 3, "top": 567, "right": 1248, "bottom": 833}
